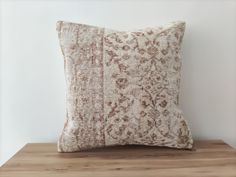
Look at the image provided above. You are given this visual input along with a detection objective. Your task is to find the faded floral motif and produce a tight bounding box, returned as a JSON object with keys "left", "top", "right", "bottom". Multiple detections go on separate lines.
{"left": 57, "top": 21, "right": 193, "bottom": 152}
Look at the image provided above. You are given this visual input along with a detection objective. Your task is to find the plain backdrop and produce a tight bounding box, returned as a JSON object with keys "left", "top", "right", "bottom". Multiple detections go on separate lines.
{"left": 0, "top": 0, "right": 236, "bottom": 166}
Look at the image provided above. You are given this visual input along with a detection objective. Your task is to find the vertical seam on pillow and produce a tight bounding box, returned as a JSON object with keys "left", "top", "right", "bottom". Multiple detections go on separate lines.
{"left": 101, "top": 28, "right": 106, "bottom": 147}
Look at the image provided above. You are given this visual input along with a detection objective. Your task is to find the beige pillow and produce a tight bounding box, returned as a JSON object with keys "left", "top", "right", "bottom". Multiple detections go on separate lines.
{"left": 57, "top": 21, "right": 193, "bottom": 152}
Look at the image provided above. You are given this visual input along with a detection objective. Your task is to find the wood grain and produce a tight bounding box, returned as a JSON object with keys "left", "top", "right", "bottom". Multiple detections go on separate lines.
{"left": 0, "top": 140, "right": 236, "bottom": 177}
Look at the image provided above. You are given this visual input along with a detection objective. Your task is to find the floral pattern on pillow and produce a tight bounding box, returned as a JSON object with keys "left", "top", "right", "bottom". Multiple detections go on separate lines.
{"left": 57, "top": 21, "right": 193, "bottom": 152}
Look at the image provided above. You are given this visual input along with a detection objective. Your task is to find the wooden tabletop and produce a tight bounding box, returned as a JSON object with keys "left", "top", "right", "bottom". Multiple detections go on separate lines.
{"left": 0, "top": 140, "right": 236, "bottom": 177}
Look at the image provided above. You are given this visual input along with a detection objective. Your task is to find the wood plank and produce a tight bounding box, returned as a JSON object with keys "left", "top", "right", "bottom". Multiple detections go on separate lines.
{"left": 0, "top": 140, "right": 236, "bottom": 177}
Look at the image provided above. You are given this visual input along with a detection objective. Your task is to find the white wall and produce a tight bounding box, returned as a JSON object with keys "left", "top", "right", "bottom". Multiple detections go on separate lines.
{"left": 0, "top": 0, "right": 236, "bottom": 166}
{"left": 0, "top": 0, "right": 2, "bottom": 166}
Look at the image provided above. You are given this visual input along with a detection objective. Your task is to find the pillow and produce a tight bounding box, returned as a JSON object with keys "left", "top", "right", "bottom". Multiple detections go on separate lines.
{"left": 57, "top": 21, "right": 193, "bottom": 152}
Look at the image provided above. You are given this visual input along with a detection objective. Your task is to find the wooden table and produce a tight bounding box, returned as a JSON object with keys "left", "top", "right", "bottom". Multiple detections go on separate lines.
{"left": 0, "top": 140, "right": 236, "bottom": 177}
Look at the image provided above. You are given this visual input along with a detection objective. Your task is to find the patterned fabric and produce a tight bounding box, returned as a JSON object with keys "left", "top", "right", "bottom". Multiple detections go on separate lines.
{"left": 57, "top": 21, "right": 193, "bottom": 152}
